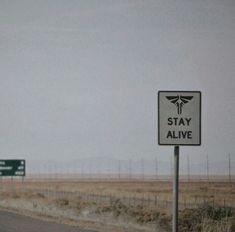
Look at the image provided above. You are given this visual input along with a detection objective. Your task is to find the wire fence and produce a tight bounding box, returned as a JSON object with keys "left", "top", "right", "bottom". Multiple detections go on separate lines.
{"left": 0, "top": 155, "right": 234, "bottom": 212}
{"left": 21, "top": 155, "right": 235, "bottom": 182}
{"left": 1, "top": 182, "right": 234, "bottom": 211}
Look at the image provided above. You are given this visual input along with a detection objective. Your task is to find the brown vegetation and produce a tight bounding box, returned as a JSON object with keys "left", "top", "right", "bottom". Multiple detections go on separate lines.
{"left": 0, "top": 179, "right": 234, "bottom": 232}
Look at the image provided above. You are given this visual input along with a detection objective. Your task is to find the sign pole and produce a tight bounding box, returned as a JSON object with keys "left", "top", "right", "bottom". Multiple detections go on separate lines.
{"left": 158, "top": 91, "right": 201, "bottom": 232}
{"left": 173, "top": 146, "right": 179, "bottom": 232}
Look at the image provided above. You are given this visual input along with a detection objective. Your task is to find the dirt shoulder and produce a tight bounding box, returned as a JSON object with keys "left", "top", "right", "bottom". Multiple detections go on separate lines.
{"left": 0, "top": 191, "right": 167, "bottom": 232}
{"left": 0, "top": 210, "right": 95, "bottom": 232}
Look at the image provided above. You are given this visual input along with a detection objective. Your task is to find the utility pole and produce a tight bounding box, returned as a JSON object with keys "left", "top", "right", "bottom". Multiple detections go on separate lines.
{"left": 89, "top": 163, "right": 92, "bottom": 179}
{"left": 207, "top": 155, "right": 209, "bottom": 181}
{"left": 155, "top": 157, "right": 158, "bottom": 180}
{"left": 81, "top": 163, "right": 84, "bottom": 179}
{"left": 170, "top": 156, "right": 173, "bottom": 179}
{"left": 54, "top": 163, "right": 57, "bottom": 180}
{"left": 228, "top": 153, "right": 231, "bottom": 183}
{"left": 141, "top": 158, "right": 145, "bottom": 180}
{"left": 129, "top": 159, "right": 132, "bottom": 180}
{"left": 118, "top": 160, "right": 121, "bottom": 179}
{"left": 187, "top": 155, "right": 190, "bottom": 182}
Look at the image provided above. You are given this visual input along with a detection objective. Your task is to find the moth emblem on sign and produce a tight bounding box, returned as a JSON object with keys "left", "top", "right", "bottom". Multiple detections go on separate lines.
{"left": 166, "top": 95, "right": 193, "bottom": 114}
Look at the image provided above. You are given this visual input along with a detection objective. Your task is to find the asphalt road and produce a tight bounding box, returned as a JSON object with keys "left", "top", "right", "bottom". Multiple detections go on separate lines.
{"left": 0, "top": 211, "right": 96, "bottom": 232}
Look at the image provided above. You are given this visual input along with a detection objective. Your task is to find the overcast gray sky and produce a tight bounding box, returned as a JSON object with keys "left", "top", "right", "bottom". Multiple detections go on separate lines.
{"left": 0, "top": 0, "right": 235, "bottom": 164}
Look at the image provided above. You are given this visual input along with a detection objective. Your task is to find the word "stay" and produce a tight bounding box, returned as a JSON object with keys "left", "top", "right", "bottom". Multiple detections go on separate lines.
{"left": 167, "top": 117, "right": 191, "bottom": 126}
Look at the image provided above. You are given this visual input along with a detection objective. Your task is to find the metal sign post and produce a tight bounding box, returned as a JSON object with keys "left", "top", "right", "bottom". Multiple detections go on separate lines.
{"left": 158, "top": 91, "right": 201, "bottom": 232}
{"left": 173, "top": 146, "right": 179, "bottom": 232}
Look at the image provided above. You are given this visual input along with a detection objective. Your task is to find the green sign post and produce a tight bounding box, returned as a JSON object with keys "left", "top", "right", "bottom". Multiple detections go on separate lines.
{"left": 0, "top": 160, "right": 25, "bottom": 177}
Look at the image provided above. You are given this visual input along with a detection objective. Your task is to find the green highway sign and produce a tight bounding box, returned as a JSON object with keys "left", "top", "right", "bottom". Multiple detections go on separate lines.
{"left": 0, "top": 160, "right": 25, "bottom": 176}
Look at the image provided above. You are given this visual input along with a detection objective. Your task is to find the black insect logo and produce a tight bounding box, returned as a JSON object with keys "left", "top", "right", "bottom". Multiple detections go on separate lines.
{"left": 166, "top": 95, "right": 193, "bottom": 114}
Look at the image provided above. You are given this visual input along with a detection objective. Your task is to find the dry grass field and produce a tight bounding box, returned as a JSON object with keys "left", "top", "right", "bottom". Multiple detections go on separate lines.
{"left": 0, "top": 179, "right": 234, "bottom": 232}
{"left": 3, "top": 179, "right": 234, "bottom": 209}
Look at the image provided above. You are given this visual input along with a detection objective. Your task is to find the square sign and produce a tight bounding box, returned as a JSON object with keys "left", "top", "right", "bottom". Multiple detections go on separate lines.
{"left": 158, "top": 91, "right": 201, "bottom": 145}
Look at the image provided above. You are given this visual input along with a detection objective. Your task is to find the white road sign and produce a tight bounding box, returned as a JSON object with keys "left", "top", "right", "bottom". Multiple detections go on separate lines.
{"left": 158, "top": 91, "right": 201, "bottom": 145}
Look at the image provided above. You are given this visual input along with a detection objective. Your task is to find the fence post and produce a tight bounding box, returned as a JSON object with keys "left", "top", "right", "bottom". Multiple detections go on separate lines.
{"left": 155, "top": 196, "right": 158, "bottom": 207}
{"left": 228, "top": 154, "right": 231, "bottom": 183}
